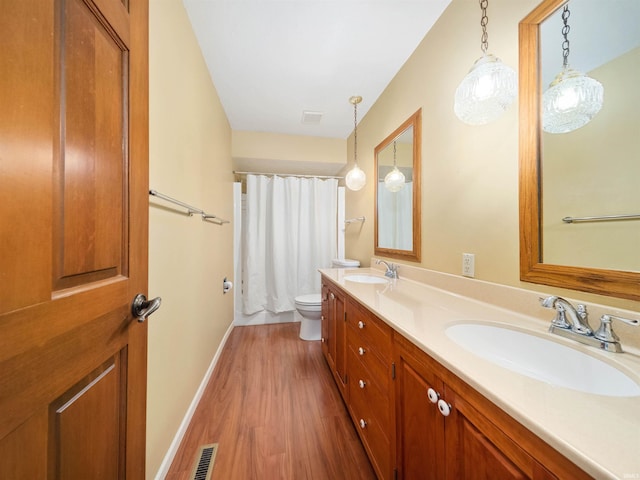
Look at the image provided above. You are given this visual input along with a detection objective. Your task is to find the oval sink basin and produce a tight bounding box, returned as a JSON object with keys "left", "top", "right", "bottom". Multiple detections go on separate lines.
{"left": 344, "top": 274, "right": 388, "bottom": 285}
{"left": 446, "top": 323, "right": 640, "bottom": 397}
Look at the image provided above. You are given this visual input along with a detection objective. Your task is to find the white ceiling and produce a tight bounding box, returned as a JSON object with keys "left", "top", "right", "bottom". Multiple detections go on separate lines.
{"left": 183, "top": 0, "right": 452, "bottom": 139}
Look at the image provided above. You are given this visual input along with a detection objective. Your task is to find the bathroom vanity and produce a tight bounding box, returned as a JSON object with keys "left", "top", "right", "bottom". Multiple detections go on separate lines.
{"left": 319, "top": 267, "right": 640, "bottom": 480}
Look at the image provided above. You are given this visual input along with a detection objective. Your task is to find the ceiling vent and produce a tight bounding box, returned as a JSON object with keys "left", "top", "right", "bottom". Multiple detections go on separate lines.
{"left": 301, "top": 110, "right": 323, "bottom": 124}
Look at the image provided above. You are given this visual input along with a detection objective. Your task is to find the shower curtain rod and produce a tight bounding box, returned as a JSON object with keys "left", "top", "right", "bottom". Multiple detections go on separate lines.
{"left": 233, "top": 170, "right": 343, "bottom": 180}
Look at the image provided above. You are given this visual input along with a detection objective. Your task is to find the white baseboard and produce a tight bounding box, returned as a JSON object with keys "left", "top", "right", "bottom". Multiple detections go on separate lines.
{"left": 154, "top": 321, "right": 235, "bottom": 480}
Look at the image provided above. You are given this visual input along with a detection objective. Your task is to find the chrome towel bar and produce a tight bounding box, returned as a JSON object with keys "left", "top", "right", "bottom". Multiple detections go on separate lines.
{"left": 562, "top": 213, "right": 640, "bottom": 223}
{"left": 149, "top": 189, "right": 230, "bottom": 225}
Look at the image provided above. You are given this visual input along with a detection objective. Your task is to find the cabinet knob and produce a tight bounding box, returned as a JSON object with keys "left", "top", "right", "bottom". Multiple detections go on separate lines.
{"left": 359, "top": 419, "right": 367, "bottom": 429}
{"left": 358, "top": 321, "right": 365, "bottom": 329}
{"left": 427, "top": 388, "right": 439, "bottom": 404}
{"left": 437, "top": 399, "right": 451, "bottom": 417}
{"left": 358, "top": 347, "right": 365, "bottom": 356}
{"left": 321, "top": 337, "right": 325, "bottom": 343}
{"left": 330, "top": 293, "right": 335, "bottom": 300}
{"left": 359, "top": 379, "right": 366, "bottom": 389}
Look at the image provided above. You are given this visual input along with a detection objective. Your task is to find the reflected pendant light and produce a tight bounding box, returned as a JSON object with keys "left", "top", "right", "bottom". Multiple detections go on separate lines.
{"left": 384, "top": 141, "right": 405, "bottom": 192}
{"left": 454, "top": 0, "right": 517, "bottom": 125}
{"left": 542, "top": 5, "right": 603, "bottom": 134}
{"left": 345, "top": 96, "right": 366, "bottom": 191}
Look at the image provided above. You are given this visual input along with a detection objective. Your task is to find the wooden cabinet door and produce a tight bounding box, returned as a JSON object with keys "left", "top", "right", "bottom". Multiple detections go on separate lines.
{"left": 444, "top": 387, "right": 529, "bottom": 480}
{"left": 321, "top": 283, "right": 330, "bottom": 361}
{"left": 322, "top": 284, "right": 346, "bottom": 395}
{"left": 333, "top": 289, "right": 347, "bottom": 393}
{"left": 0, "top": 0, "right": 149, "bottom": 478}
{"left": 394, "top": 338, "right": 445, "bottom": 480}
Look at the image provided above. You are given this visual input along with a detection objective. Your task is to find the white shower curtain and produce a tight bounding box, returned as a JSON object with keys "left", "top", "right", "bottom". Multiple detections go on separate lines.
{"left": 242, "top": 175, "right": 338, "bottom": 315}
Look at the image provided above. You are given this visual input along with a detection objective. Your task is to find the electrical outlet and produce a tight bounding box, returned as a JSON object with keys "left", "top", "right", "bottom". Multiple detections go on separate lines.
{"left": 462, "top": 253, "right": 475, "bottom": 278}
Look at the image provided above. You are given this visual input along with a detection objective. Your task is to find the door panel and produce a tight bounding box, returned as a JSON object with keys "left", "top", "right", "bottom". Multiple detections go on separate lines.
{"left": 56, "top": 0, "right": 128, "bottom": 288}
{"left": 51, "top": 357, "right": 123, "bottom": 479}
{"left": 0, "top": 0, "right": 149, "bottom": 477}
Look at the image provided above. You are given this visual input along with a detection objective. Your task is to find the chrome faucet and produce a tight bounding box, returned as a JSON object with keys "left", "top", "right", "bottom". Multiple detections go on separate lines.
{"left": 376, "top": 259, "right": 399, "bottom": 279}
{"left": 540, "top": 295, "right": 639, "bottom": 353}
{"left": 540, "top": 295, "right": 592, "bottom": 335}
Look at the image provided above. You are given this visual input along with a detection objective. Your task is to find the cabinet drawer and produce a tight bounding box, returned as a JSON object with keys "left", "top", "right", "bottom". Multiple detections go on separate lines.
{"left": 347, "top": 301, "right": 391, "bottom": 360}
{"left": 347, "top": 327, "right": 391, "bottom": 393}
{"left": 348, "top": 345, "right": 391, "bottom": 434}
{"left": 350, "top": 393, "right": 392, "bottom": 480}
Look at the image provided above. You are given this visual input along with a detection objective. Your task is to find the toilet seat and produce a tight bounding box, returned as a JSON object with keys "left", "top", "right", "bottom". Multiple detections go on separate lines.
{"left": 294, "top": 293, "right": 322, "bottom": 307}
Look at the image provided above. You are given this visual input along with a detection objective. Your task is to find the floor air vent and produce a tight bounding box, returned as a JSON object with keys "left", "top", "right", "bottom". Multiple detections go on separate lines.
{"left": 191, "top": 443, "right": 218, "bottom": 480}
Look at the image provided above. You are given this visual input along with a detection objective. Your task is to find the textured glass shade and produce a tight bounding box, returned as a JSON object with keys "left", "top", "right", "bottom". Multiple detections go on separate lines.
{"left": 384, "top": 167, "right": 405, "bottom": 192}
{"left": 454, "top": 54, "right": 517, "bottom": 125}
{"left": 542, "top": 67, "right": 603, "bottom": 134}
{"left": 345, "top": 165, "right": 366, "bottom": 191}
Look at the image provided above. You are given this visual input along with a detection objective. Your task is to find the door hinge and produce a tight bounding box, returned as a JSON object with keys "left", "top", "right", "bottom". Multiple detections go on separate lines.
{"left": 392, "top": 362, "right": 396, "bottom": 379}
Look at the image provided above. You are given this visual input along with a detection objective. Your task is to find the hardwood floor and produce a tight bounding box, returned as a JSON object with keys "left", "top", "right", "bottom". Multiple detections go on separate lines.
{"left": 165, "top": 322, "right": 376, "bottom": 480}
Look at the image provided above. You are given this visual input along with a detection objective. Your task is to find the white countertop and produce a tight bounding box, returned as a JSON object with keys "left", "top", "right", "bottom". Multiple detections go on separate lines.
{"left": 319, "top": 267, "right": 640, "bottom": 480}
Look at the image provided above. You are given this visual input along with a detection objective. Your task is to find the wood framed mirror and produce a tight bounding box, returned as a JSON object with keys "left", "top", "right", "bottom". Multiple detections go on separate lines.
{"left": 374, "top": 109, "right": 421, "bottom": 262}
{"left": 519, "top": 0, "right": 640, "bottom": 301}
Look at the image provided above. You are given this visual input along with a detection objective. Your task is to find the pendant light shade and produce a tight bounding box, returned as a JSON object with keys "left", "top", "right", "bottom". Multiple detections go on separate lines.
{"left": 384, "top": 141, "right": 405, "bottom": 192}
{"left": 542, "top": 6, "right": 603, "bottom": 134}
{"left": 543, "top": 67, "right": 603, "bottom": 134}
{"left": 454, "top": 54, "right": 517, "bottom": 125}
{"left": 345, "top": 164, "right": 366, "bottom": 191}
{"left": 454, "top": 0, "right": 517, "bottom": 125}
{"left": 346, "top": 96, "right": 366, "bottom": 191}
{"left": 384, "top": 167, "right": 406, "bottom": 192}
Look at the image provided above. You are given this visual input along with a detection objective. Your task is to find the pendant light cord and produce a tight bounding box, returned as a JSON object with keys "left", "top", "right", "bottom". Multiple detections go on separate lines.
{"left": 393, "top": 141, "right": 397, "bottom": 167}
{"left": 353, "top": 100, "right": 358, "bottom": 166}
{"left": 480, "top": 0, "right": 489, "bottom": 54}
{"left": 561, "top": 5, "right": 571, "bottom": 68}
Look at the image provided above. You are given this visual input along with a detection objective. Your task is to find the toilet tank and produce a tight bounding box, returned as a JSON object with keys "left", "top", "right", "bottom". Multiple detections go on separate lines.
{"left": 332, "top": 258, "right": 360, "bottom": 268}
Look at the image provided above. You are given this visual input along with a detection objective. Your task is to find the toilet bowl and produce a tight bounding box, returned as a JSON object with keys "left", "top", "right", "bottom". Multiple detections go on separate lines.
{"left": 295, "top": 294, "right": 323, "bottom": 341}
{"left": 295, "top": 258, "right": 360, "bottom": 340}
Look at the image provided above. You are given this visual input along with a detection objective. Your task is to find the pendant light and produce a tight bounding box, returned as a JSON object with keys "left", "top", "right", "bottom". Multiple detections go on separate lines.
{"left": 454, "top": 0, "right": 517, "bottom": 125}
{"left": 384, "top": 141, "right": 405, "bottom": 192}
{"left": 542, "top": 4, "right": 603, "bottom": 134}
{"left": 345, "top": 96, "right": 366, "bottom": 191}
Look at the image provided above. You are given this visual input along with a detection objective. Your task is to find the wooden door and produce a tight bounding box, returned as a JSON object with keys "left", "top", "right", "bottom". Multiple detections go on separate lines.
{"left": 321, "top": 283, "right": 330, "bottom": 362}
{"left": 332, "top": 287, "right": 347, "bottom": 394}
{"left": 0, "top": 0, "right": 149, "bottom": 478}
{"left": 444, "top": 387, "right": 557, "bottom": 480}
{"left": 394, "top": 337, "right": 445, "bottom": 480}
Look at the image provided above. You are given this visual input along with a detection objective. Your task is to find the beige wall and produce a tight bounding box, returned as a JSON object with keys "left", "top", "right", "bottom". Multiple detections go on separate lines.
{"left": 232, "top": 130, "right": 346, "bottom": 175}
{"left": 344, "top": 0, "right": 639, "bottom": 313}
{"left": 148, "top": 0, "right": 234, "bottom": 477}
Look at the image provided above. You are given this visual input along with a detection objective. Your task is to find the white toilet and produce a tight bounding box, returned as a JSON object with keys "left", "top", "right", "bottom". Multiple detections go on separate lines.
{"left": 295, "top": 258, "right": 360, "bottom": 340}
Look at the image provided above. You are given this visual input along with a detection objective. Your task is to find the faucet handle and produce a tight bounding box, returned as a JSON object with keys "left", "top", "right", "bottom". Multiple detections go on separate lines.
{"left": 539, "top": 296, "right": 571, "bottom": 328}
{"left": 539, "top": 295, "right": 561, "bottom": 310}
{"left": 594, "top": 314, "right": 640, "bottom": 343}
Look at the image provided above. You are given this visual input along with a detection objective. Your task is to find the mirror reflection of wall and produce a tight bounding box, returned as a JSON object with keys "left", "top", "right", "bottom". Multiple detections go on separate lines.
{"left": 540, "top": 0, "right": 640, "bottom": 272}
{"left": 377, "top": 128, "right": 413, "bottom": 250}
